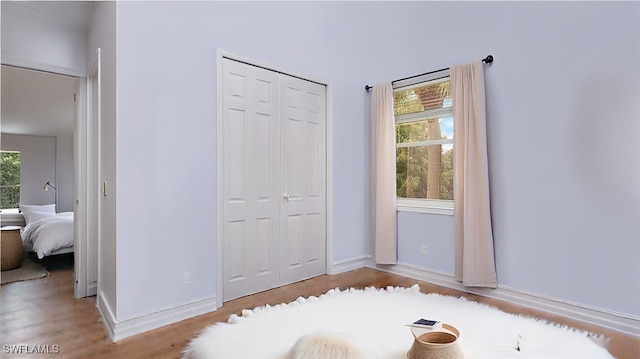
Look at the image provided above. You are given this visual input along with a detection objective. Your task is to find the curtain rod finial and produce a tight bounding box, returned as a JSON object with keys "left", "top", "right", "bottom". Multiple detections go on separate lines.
{"left": 483, "top": 55, "right": 494, "bottom": 64}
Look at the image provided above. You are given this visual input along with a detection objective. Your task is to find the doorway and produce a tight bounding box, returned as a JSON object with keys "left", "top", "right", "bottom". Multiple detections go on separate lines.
{"left": 0, "top": 64, "right": 94, "bottom": 298}
{"left": 77, "top": 49, "right": 101, "bottom": 298}
{"left": 218, "top": 55, "right": 329, "bottom": 301}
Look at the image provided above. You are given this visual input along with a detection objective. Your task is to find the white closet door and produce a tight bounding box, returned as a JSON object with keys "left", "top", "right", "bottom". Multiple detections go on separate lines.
{"left": 222, "top": 59, "right": 281, "bottom": 301}
{"left": 279, "top": 75, "right": 326, "bottom": 286}
{"left": 221, "top": 58, "right": 327, "bottom": 301}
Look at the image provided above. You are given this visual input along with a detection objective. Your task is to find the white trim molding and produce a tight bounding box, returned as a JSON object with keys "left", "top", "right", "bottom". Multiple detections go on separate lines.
{"left": 97, "top": 291, "right": 218, "bottom": 342}
{"left": 328, "top": 255, "right": 372, "bottom": 275}
{"left": 397, "top": 199, "right": 453, "bottom": 216}
{"left": 367, "top": 261, "right": 640, "bottom": 338}
{"left": 0, "top": 56, "right": 86, "bottom": 78}
{"left": 94, "top": 257, "right": 639, "bottom": 341}
{"left": 324, "top": 83, "right": 335, "bottom": 284}
{"left": 96, "top": 291, "right": 116, "bottom": 341}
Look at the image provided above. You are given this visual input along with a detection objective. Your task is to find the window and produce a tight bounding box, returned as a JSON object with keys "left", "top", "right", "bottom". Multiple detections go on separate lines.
{"left": 394, "top": 76, "right": 453, "bottom": 215}
{"left": 1, "top": 151, "right": 21, "bottom": 209}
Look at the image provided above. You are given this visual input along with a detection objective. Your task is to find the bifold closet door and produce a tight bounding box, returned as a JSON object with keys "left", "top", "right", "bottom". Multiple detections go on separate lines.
{"left": 222, "top": 59, "right": 281, "bottom": 301}
{"left": 221, "top": 58, "right": 326, "bottom": 301}
{"left": 279, "top": 75, "right": 326, "bottom": 286}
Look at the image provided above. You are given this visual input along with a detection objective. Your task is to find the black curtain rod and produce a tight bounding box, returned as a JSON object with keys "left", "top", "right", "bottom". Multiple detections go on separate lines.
{"left": 365, "top": 55, "right": 494, "bottom": 91}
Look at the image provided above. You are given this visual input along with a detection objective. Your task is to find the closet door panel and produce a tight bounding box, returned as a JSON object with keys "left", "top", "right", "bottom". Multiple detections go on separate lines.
{"left": 280, "top": 74, "right": 326, "bottom": 286}
{"left": 222, "top": 58, "right": 281, "bottom": 301}
{"left": 221, "top": 58, "right": 327, "bottom": 301}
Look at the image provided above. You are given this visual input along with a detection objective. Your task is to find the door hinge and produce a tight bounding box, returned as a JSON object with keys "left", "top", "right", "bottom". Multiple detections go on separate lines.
{"left": 74, "top": 93, "right": 77, "bottom": 102}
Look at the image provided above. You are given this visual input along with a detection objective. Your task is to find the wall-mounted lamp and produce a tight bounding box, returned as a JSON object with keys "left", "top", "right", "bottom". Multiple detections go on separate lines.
{"left": 43, "top": 181, "right": 57, "bottom": 191}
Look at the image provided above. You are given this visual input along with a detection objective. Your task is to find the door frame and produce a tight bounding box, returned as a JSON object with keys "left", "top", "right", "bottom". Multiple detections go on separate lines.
{"left": 215, "top": 49, "right": 334, "bottom": 306}
{"left": 1, "top": 59, "right": 96, "bottom": 299}
{"left": 73, "top": 72, "right": 88, "bottom": 298}
{"left": 75, "top": 48, "right": 101, "bottom": 298}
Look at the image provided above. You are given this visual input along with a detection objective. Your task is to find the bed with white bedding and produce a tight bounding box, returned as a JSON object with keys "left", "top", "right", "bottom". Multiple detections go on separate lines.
{"left": 21, "top": 212, "right": 74, "bottom": 259}
{"left": 1, "top": 205, "right": 75, "bottom": 259}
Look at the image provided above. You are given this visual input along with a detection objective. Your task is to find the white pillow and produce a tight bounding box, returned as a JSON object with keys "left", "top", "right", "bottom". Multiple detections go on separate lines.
{"left": 19, "top": 204, "right": 56, "bottom": 214}
{"left": 21, "top": 209, "right": 56, "bottom": 225}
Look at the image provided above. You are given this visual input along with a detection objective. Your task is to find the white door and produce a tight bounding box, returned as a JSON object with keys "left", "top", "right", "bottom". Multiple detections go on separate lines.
{"left": 279, "top": 75, "right": 326, "bottom": 286}
{"left": 222, "top": 59, "right": 282, "bottom": 301}
{"left": 87, "top": 51, "right": 100, "bottom": 297}
{"left": 73, "top": 77, "right": 86, "bottom": 299}
{"left": 75, "top": 49, "right": 100, "bottom": 298}
{"left": 221, "top": 58, "right": 327, "bottom": 301}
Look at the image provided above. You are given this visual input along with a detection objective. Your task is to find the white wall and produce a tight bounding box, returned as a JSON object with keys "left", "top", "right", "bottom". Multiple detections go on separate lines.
{"left": 112, "top": 1, "right": 639, "bottom": 323}
{"left": 55, "top": 133, "right": 74, "bottom": 212}
{"left": 385, "top": 2, "right": 640, "bottom": 317}
{"left": 1, "top": 134, "right": 56, "bottom": 208}
{"left": 398, "top": 212, "right": 454, "bottom": 274}
{"left": 1, "top": 133, "right": 73, "bottom": 212}
{"left": 114, "top": 1, "right": 376, "bottom": 321}
{"left": 1, "top": 3, "right": 80, "bottom": 213}
{"left": 88, "top": 0, "right": 118, "bottom": 320}
{"left": 0, "top": 2, "right": 87, "bottom": 77}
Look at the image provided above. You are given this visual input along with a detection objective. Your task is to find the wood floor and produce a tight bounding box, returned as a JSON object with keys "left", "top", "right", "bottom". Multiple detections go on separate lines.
{"left": 1, "top": 255, "right": 637, "bottom": 359}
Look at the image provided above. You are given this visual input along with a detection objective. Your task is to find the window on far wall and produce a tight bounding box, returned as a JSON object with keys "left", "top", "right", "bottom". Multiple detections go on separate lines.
{"left": 0, "top": 151, "right": 21, "bottom": 209}
{"left": 394, "top": 75, "right": 453, "bottom": 215}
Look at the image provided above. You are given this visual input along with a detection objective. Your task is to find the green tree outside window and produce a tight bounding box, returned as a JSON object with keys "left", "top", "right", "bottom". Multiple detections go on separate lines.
{"left": 1, "top": 151, "right": 21, "bottom": 209}
{"left": 394, "top": 79, "right": 453, "bottom": 201}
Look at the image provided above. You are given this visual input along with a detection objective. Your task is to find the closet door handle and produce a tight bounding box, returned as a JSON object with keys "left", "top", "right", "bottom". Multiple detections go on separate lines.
{"left": 282, "top": 193, "right": 291, "bottom": 201}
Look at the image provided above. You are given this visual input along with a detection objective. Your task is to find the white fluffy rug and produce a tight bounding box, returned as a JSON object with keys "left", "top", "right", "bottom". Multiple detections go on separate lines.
{"left": 183, "top": 285, "right": 612, "bottom": 359}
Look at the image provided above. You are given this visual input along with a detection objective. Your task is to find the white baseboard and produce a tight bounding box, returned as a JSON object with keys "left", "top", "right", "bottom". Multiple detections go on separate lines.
{"left": 328, "top": 255, "right": 372, "bottom": 275}
{"left": 96, "top": 291, "right": 117, "bottom": 341}
{"left": 95, "top": 257, "right": 638, "bottom": 342}
{"left": 364, "top": 260, "right": 639, "bottom": 338}
{"left": 87, "top": 282, "right": 98, "bottom": 297}
{"left": 97, "top": 291, "right": 218, "bottom": 342}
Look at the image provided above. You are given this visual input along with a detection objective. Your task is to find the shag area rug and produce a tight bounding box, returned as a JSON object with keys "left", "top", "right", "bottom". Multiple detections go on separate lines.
{"left": 1, "top": 257, "right": 50, "bottom": 285}
{"left": 183, "top": 285, "right": 612, "bottom": 359}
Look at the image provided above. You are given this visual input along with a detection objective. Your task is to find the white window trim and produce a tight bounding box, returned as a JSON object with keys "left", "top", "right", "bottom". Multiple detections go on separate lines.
{"left": 395, "top": 107, "right": 452, "bottom": 124}
{"left": 397, "top": 198, "right": 454, "bottom": 216}
{"left": 397, "top": 138, "right": 453, "bottom": 148}
{"left": 394, "top": 71, "right": 454, "bottom": 216}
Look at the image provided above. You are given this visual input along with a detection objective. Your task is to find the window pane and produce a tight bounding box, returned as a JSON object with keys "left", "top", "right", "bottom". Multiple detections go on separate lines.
{"left": 394, "top": 79, "right": 451, "bottom": 116}
{"left": 396, "top": 144, "right": 453, "bottom": 200}
{"left": 0, "top": 151, "right": 21, "bottom": 209}
{"left": 396, "top": 117, "right": 453, "bottom": 144}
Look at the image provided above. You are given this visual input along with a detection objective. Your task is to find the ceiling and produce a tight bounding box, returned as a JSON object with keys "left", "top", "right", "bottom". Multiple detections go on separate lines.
{"left": 1, "top": 1, "right": 94, "bottom": 138}
{"left": 1, "top": 65, "right": 77, "bottom": 137}
{"left": 3, "top": 1, "right": 95, "bottom": 30}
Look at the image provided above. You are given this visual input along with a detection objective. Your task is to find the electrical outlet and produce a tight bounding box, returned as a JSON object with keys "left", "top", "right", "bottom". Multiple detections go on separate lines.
{"left": 421, "top": 246, "right": 428, "bottom": 257}
{"left": 184, "top": 271, "right": 191, "bottom": 285}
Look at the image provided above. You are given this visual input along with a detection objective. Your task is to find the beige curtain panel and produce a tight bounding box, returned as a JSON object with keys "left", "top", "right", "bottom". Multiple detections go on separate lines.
{"left": 451, "top": 61, "right": 498, "bottom": 288}
{"left": 370, "top": 83, "right": 397, "bottom": 264}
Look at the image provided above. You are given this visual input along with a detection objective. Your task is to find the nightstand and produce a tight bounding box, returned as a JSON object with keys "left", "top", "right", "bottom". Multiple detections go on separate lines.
{"left": 1, "top": 226, "right": 24, "bottom": 271}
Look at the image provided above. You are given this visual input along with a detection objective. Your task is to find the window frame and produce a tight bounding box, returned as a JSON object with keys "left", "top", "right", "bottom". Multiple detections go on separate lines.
{"left": 394, "top": 71, "right": 454, "bottom": 216}
{"left": 0, "top": 150, "right": 21, "bottom": 210}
